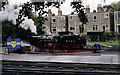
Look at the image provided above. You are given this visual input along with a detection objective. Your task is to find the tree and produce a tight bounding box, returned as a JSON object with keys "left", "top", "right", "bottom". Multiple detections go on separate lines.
{"left": 103, "top": 1, "right": 120, "bottom": 12}
{"left": 2, "top": 21, "right": 16, "bottom": 42}
{"left": 71, "top": 1, "right": 88, "bottom": 25}
{"left": 16, "top": 2, "right": 61, "bottom": 35}
{"left": 17, "top": 1, "right": 88, "bottom": 35}
{"left": 2, "top": 0, "right": 88, "bottom": 43}
{"left": 1, "top": 2, "right": 36, "bottom": 43}
{"left": 2, "top": 21, "right": 35, "bottom": 43}
{"left": 1, "top": 1, "right": 9, "bottom": 10}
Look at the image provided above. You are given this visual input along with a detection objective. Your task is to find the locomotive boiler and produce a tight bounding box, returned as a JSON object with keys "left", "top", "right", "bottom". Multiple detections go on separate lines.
{"left": 31, "top": 34, "right": 86, "bottom": 49}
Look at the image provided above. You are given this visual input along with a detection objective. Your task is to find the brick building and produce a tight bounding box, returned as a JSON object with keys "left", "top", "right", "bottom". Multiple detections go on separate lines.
{"left": 44, "top": 9, "right": 66, "bottom": 35}
{"left": 44, "top": 9, "right": 85, "bottom": 35}
{"left": 43, "top": 4, "right": 119, "bottom": 41}
{"left": 114, "top": 11, "right": 120, "bottom": 34}
{"left": 86, "top": 4, "right": 114, "bottom": 41}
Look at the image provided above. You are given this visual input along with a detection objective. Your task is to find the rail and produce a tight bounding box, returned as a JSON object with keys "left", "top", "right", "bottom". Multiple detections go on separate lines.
{"left": 2, "top": 60, "right": 120, "bottom": 74}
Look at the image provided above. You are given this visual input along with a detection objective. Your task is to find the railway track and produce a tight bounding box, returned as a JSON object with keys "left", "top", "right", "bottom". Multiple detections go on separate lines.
{"left": 2, "top": 60, "right": 120, "bottom": 75}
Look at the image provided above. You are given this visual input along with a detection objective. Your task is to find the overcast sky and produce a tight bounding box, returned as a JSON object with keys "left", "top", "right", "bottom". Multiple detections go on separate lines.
{"left": 8, "top": 0, "right": 120, "bottom": 15}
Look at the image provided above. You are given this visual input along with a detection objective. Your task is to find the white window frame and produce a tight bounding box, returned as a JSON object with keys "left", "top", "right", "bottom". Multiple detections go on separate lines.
{"left": 93, "top": 15, "right": 97, "bottom": 20}
{"left": 61, "top": 17, "right": 65, "bottom": 20}
{"left": 92, "top": 25, "right": 98, "bottom": 31}
{"left": 104, "top": 13, "right": 109, "bottom": 18}
{"left": 52, "top": 18, "right": 56, "bottom": 22}
{"left": 106, "top": 25, "right": 109, "bottom": 30}
{"left": 69, "top": 16, "right": 73, "bottom": 20}
{"left": 93, "top": 25, "right": 95, "bottom": 31}
{"left": 117, "top": 24, "right": 120, "bottom": 33}
{"left": 79, "top": 26, "right": 84, "bottom": 33}
{"left": 117, "top": 12, "right": 120, "bottom": 19}
{"left": 52, "top": 27, "right": 56, "bottom": 32}
{"left": 70, "top": 26, "right": 75, "bottom": 30}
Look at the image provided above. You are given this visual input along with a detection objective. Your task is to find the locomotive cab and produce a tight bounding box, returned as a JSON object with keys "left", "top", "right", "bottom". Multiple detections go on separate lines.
{"left": 52, "top": 35, "right": 86, "bottom": 49}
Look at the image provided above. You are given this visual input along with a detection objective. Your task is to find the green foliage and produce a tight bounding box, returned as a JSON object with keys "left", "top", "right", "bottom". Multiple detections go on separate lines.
{"left": 104, "top": 31, "right": 110, "bottom": 36}
{"left": 103, "top": 1, "right": 120, "bottom": 12}
{"left": 16, "top": 2, "right": 49, "bottom": 35}
{"left": 2, "top": 21, "right": 35, "bottom": 43}
{"left": 17, "top": 1, "right": 88, "bottom": 35}
{"left": 71, "top": 2, "right": 88, "bottom": 25}
{"left": 13, "top": 4, "right": 18, "bottom": 9}
{"left": 2, "top": 1, "right": 88, "bottom": 44}
{"left": 2, "top": 21, "right": 16, "bottom": 42}
{"left": 30, "top": 12, "right": 46, "bottom": 35}
{"left": 103, "top": 5, "right": 114, "bottom": 12}
{"left": 87, "top": 40, "right": 120, "bottom": 46}
{"left": 1, "top": 2, "right": 9, "bottom": 10}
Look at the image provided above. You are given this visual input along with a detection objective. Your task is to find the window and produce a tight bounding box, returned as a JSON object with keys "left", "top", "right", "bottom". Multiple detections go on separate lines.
{"left": 118, "top": 25, "right": 120, "bottom": 33}
{"left": 61, "top": 17, "right": 65, "bottom": 20}
{"left": 52, "top": 18, "right": 56, "bottom": 22}
{"left": 52, "top": 27, "right": 56, "bottom": 32}
{"left": 93, "top": 25, "right": 95, "bottom": 30}
{"left": 69, "top": 16, "right": 73, "bottom": 20}
{"left": 103, "top": 26, "right": 105, "bottom": 31}
{"left": 70, "top": 27, "right": 75, "bottom": 30}
{"left": 79, "top": 26, "right": 84, "bottom": 33}
{"left": 104, "top": 13, "right": 109, "bottom": 18}
{"left": 118, "top": 12, "right": 120, "bottom": 19}
{"left": 63, "top": 26, "right": 65, "bottom": 28}
{"left": 96, "top": 25, "right": 98, "bottom": 30}
{"left": 106, "top": 25, "right": 108, "bottom": 30}
{"left": 93, "top": 15, "right": 97, "bottom": 20}
{"left": 93, "top": 25, "right": 98, "bottom": 31}
{"left": 53, "top": 29, "right": 56, "bottom": 31}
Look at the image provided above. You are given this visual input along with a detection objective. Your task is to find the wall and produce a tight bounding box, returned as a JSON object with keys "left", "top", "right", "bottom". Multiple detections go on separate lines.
{"left": 114, "top": 11, "right": 120, "bottom": 34}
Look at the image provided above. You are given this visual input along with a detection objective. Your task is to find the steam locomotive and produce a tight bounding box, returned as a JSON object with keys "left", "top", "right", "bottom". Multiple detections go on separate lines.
{"left": 31, "top": 34, "right": 86, "bottom": 49}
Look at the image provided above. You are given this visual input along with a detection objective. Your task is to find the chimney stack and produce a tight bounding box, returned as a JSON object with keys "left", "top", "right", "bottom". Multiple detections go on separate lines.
{"left": 48, "top": 9, "right": 52, "bottom": 16}
{"left": 97, "top": 4, "right": 103, "bottom": 13}
{"left": 98, "top": 4, "right": 101, "bottom": 7}
{"left": 71, "top": 12, "right": 74, "bottom": 15}
{"left": 58, "top": 8, "right": 62, "bottom": 16}
{"left": 93, "top": 10, "right": 96, "bottom": 13}
{"left": 86, "top": 5, "right": 90, "bottom": 13}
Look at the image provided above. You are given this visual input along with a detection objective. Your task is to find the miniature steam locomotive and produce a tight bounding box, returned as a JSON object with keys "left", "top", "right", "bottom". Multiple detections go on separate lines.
{"left": 31, "top": 35, "right": 86, "bottom": 49}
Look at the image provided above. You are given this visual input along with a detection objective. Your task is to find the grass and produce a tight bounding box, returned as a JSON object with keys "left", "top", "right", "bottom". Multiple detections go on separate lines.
{"left": 2, "top": 40, "right": 120, "bottom": 47}
{"left": 87, "top": 40, "right": 120, "bottom": 46}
